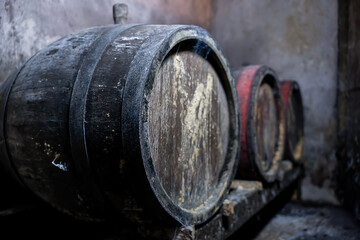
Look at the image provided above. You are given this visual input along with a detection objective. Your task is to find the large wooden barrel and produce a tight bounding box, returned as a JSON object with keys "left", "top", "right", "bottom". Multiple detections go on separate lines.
{"left": 235, "top": 65, "right": 284, "bottom": 182}
{"left": 0, "top": 24, "right": 239, "bottom": 226}
{"left": 280, "top": 80, "right": 304, "bottom": 162}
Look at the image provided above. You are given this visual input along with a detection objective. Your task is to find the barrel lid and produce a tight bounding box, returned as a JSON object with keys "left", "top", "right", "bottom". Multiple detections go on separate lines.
{"left": 122, "top": 26, "right": 240, "bottom": 225}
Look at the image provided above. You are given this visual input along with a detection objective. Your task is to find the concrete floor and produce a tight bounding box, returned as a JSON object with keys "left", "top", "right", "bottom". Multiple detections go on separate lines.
{"left": 231, "top": 201, "right": 360, "bottom": 240}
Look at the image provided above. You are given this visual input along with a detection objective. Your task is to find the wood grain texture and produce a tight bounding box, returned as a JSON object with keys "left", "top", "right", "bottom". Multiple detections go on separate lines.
{"left": 254, "top": 83, "right": 277, "bottom": 173}
{"left": 149, "top": 50, "right": 229, "bottom": 210}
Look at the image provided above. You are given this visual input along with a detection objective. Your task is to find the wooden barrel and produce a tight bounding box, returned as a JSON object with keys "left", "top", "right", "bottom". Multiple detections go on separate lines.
{"left": 235, "top": 65, "right": 284, "bottom": 182}
{"left": 0, "top": 24, "right": 239, "bottom": 226}
{"left": 280, "top": 80, "right": 304, "bottom": 162}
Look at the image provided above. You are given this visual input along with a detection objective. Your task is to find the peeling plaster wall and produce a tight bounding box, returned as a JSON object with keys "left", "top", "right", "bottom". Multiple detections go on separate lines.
{"left": 0, "top": 0, "right": 211, "bottom": 82}
{"left": 209, "top": 0, "right": 339, "bottom": 203}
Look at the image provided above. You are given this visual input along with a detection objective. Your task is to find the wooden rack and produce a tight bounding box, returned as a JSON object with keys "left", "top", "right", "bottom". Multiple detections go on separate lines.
{"left": 176, "top": 161, "right": 303, "bottom": 239}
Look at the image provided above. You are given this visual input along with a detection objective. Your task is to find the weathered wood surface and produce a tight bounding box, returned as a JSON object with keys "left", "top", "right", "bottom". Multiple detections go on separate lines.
{"left": 254, "top": 83, "right": 277, "bottom": 173}
{"left": 280, "top": 80, "right": 304, "bottom": 162}
{"left": 0, "top": 24, "right": 239, "bottom": 226}
{"left": 149, "top": 50, "right": 229, "bottom": 211}
{"left": 235, "top": 65, "right": 285, "bottom": 183}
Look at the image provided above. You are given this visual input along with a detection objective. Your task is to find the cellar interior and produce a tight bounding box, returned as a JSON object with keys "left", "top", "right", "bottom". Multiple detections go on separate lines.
{"left": 0, "top": 0, "right": 359, "bottom": 239}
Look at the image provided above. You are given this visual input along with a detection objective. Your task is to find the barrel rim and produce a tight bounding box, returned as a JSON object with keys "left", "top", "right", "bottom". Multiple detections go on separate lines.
{"left": 137, "top": 26, "right": 239, "bottom": 225}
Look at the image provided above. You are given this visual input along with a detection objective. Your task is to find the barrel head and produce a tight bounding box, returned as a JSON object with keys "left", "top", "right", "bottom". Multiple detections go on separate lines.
{"left": 254, "top": 83, "right": 277, "bottom": 173}
{"left": 149, "top": 50, "right": 230, "bottom": 211}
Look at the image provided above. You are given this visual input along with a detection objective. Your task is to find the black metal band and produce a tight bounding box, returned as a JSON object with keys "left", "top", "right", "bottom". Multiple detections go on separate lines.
{"left": 68, "top": 24, "right": 138, "bottom": 206}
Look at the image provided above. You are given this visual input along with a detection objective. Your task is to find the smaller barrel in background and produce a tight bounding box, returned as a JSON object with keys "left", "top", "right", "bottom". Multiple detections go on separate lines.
{"left": 235, "top": 65, "right": 285, "bottom": 183}
{"left": 280, "top": 80, "right": 304, "bottom": 163}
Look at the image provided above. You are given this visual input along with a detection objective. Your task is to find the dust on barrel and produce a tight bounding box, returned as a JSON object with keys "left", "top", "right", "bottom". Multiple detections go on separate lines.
{"left": 0, "top": 25, "right": 239, "bottom": 227}
{"left": 149, "top": 49, "right": 230, "bottom": 211}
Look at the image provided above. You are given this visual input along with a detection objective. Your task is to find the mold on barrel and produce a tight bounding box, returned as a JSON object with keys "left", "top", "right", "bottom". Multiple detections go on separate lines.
{"left": 280, "top": 80, "right": 304, "bottom": 163}
{"left": 0, "top": 24, "right": 239, "bottom": 226}
{"left": 234, "top": 65, "right": 285, "bottom": 183}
